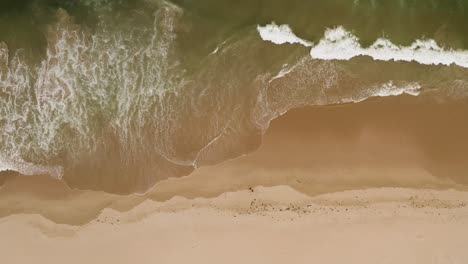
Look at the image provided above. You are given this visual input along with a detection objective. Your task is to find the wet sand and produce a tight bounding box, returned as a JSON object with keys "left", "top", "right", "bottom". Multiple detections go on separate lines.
{"left": 2, "top": 96, "right": 468, "bottom": 222}
{"left": 1, "top": 96, "right": 468, "bottom": 263}
{"left": 1, "top": 1, "right": 468, "bottom": 263}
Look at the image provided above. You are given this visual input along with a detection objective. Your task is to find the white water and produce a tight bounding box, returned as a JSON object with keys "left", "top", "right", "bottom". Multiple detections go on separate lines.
{"left": 257, "top": 23, "right": 468, "bottom": 68}
{"left": 372, "top": 81, "right": 421, "bottom": 97}
{"left": 335, "top": 81, "right": 421, "bottom": 104}
{"left": 257, "top": 23, "right": 313, "bottom": 47}
{"left": 0, "top": 5, "right": 181, "bottom": 178}
{"left": 0, "top": 157, "right": 63, "bottom": 179}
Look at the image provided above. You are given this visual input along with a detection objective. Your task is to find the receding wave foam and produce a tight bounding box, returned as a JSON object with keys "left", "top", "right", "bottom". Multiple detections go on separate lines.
{"left": 0, "top": 163, "right": 8, "bottom": 172}
{"left": 0, "top": 3, "right": 182, "bottom": 188}
{"left": 373, "top": 81, "right": 421, "bottom": 97}
{"left": 257, "top": 24, "right": 468, "bottom": 68}
{"left": 0, "top": 158, "right": 63, "bottom": 178}
{"left": 340, "top": 81, "right": 421, "bottom": 103}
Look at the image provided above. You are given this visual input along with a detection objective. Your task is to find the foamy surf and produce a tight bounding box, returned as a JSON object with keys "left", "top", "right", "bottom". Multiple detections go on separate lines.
{"left": 339, "top": 81, "right": 422, "bottom": 104}
{"left": 257, "top": 23, "right": 468, "bottom": 68}
{"left": 257, "top": 23, "right": 313, "bottom": 47}
{"left": 1, "top": 2, "right": 467, "bottom": 194}
{"left": 0, "top": 158, "right": 63, "bottom": 179}
{"left": 372, "top": 81, "right": 421, "bottom": 97}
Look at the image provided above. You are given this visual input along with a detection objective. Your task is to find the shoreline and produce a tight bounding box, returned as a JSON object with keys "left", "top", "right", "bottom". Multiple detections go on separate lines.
{"left": 1, "top": 96, "right": 468, "bottom": 263}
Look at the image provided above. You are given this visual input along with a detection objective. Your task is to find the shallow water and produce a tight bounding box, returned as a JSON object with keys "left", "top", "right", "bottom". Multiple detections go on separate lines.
{"left": 0, "top": 0, "right": 467, "bottom": 194}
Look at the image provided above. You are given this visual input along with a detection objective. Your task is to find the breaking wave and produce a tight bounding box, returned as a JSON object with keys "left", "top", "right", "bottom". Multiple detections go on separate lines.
{"left": 0, "top": 5, "right": 467, "bottom": 194}
{"left": 257, "top": 23, "right": 468, "bottom": 68}
{"left": 256, "top": 23, "right": 313, "bottom": 47}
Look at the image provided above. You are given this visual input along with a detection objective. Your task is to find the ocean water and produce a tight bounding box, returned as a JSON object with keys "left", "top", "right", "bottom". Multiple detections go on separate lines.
{"left": 0, "top": 0, "right": 467, "bottom": 194}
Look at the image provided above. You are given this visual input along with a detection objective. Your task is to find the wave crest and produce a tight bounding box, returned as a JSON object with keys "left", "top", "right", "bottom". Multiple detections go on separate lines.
{"left": 257, "top": 23, "right": 468, "bottom": 68}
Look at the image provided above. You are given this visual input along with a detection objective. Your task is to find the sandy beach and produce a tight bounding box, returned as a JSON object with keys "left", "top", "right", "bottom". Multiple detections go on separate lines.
{"left": 1, "top": 1, "right": 468, "bottom": 263}
{"left": 1, "top": 185, "right": 468, "bottom": 264}
{"left": 1, "top": 98, "right": 468, "bottom": 264}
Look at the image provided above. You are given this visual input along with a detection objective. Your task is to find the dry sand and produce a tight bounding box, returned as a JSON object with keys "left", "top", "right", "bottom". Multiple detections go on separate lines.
{"left": 1, "top": 186, "right": 468, "bottom": 264}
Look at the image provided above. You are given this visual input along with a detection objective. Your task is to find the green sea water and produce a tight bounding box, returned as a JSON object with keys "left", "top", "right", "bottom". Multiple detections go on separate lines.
{"left": 0, "top": 0, "right": 467, "bottom": 193}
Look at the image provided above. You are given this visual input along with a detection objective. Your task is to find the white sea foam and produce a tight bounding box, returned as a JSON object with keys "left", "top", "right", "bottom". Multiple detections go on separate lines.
{"left": 310, "top": 27, "right": 468, "bottom": 68}
{"left": 257, "top": 23, "right": 313, "bottom": 47}
{"left": 0, "top": 5, "right": 181, "bottom": 180}
{"left": 0, "top": 164, "right": 8, "bottom": 172}
{"left": 372, "top": 81, "right": 421, "bottom": 97}
{"left": 258, "top": 23, "right": 468, "bottom": 68}
{"left": 340, "top": 81, "right": 421, "bottom": 104}
{"left": 210, "top": 41, "right": 227, "bottom": 55}
{"left": 269, "top": 64, "right": 296, "bottom": 83}
{"left": 0, "top": 158, "right": 63, "bottom": 179}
